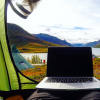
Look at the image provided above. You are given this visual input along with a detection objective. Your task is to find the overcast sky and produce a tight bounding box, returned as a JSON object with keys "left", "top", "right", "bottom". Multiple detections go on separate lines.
{"left": 7, "top": 0, "right": 100, "bottom": 44}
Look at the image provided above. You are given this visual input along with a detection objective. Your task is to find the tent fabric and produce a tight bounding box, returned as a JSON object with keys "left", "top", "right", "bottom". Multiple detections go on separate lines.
{"left": 21, "top": 84, "right": 37, "bottom": 90}
{"left": 0, "top": 0, "right": 38, "bottom": 91}
{"left": 12, "top": 53, "right": 32, "bottom": 70}
{"left": 0, "top": 0, "right": 19, "bottom": 91}
{"left": 0, "top": 42, "right": 10, "bottom": 91}
{"left": 11, "top": 45, "right": 20, "bottom": 53}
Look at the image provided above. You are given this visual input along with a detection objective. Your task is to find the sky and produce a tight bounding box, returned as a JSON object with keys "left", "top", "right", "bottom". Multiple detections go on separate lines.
{"left": 7, "top": 0, "right": 100, "bottom": 44}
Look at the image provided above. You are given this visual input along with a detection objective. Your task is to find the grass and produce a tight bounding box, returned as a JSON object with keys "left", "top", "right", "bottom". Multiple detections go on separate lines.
{"left": 93, "top": 58, "right": 100, "bottom": 79}
{"left": 18, "top": 47, "right": 48, "bottom": 53}
{"left": 16, "top": 41, "right": 64, "bottom": 53}
{"left": 20, "top": 64, "right": 47, "bottom": 82}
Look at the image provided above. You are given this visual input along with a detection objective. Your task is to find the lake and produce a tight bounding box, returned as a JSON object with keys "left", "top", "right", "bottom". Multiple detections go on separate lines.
{"left": 20, "top": 48, "right": 100, "bottom": 62}
{"left": 20, "top": 53, "right": 47, "bottom": 62}
{"left": 92, "top": 48, "right": 100, "bottom": 56}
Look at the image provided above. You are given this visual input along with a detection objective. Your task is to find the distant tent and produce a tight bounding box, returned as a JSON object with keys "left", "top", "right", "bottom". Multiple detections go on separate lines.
{"left": 0, "top": 0, "right": 38, "bottom": 91}
{"left": 11, "top": 44, "right": 35, "bottom": 70}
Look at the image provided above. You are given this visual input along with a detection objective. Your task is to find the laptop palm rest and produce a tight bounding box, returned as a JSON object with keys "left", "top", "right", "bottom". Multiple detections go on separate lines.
{"left": 82, "top": 82, "right": 100, "bottom": 89}
{"left": 60, "top": 83, "right": 84, "bottom": 89}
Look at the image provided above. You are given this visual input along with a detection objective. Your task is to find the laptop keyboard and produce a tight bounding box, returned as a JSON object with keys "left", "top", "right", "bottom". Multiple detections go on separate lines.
{"left": 46, "top": 77, "right": 96, "bottom": 83}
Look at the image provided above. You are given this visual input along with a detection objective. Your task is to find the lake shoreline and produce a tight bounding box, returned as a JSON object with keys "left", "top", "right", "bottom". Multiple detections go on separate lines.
{"left": 20, "top": 48, "right": 100, "bottom": 62}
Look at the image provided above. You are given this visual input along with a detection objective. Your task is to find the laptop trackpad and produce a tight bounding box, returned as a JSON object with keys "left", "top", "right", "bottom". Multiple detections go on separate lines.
{"left": 60, "top": 83, "right": 84, "bottom": 89}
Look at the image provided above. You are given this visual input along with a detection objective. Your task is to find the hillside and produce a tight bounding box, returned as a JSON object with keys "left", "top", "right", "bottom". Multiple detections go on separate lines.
{"left": 83, "top": 40, "right": 100, "bottom": 47}
{"left": 33, "top": 33, "right": 72, "bottom": 46}
{"left": 7, "top": 23, "right": 45, "bottom": 46}
{"left": 94, "top": 44, "right": 100, "bottom": 48}
{"left": 72, "top": 40, "right": 100, "bottom": 47}
{"left": 7, "top": 23, "right": 68, "bottom": 53}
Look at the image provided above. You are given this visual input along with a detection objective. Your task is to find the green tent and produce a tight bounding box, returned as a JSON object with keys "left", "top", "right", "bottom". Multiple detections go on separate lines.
{"left": 0, "top": 0, "right": 39, "bottom": 92}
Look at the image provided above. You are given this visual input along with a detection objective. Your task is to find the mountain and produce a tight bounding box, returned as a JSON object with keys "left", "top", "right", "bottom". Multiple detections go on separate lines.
{"left": 33, "top": 33, "right": 72, "bottom": 46}
{"left": 7, "top": 23, "right": 70, "bottom": 53}
{"left": 72, "top": 40, "right": 100, "bottom": 47}
{"left": 7, "top": 23, "right": 45, "bottom": 46}
{"left": 94, "top": 44, "right": 100, "bottom": 48}
{"left": 83, "top": 40, "right": 100, "bottom": 47}
{"left": 72, "top": 43, "right": 84, "bottom": 47}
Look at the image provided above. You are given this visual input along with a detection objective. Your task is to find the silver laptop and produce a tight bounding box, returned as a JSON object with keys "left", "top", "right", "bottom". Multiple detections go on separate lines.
{"left": 36, "top": 47, "right": 100, "bottom": 90}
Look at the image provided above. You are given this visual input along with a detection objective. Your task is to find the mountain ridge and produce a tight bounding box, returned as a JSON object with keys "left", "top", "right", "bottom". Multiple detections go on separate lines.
{"left": 33, "top": 33, "right": 73, "bottom": 47}
{"left": 83, "top": 40, "right": 100, "bottom": 47}
{"left": 72, "top": 40, "right": 100, "bottom": 47}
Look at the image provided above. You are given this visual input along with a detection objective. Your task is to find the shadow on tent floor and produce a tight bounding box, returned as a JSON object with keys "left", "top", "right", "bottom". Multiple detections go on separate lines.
{"left": 1, "top": 89, "right": 100, "bottom": 100}
{"left": 0, "top": 89, "right": 36, "bottom": 100}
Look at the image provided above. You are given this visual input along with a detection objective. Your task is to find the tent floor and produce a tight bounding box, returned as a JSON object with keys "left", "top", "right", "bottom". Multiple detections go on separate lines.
{"left": 0, "top": 89, "right": 36, "bottom": 100}
{"left": 1, "top": 89, "right": 100, "bottom": 100}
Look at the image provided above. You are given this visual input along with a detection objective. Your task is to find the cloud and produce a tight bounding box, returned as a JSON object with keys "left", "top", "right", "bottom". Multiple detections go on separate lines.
{"left": 83, "top": 32, "right": 89, "bottom": 35}
{"left": 71, "top": 27, "right": 90, "bottom": 30}
{"left": 64, "top": 38, "right": 96, "bottom": 44}
{"left": 45, "top": 28, "right": 51, "bottom": 32}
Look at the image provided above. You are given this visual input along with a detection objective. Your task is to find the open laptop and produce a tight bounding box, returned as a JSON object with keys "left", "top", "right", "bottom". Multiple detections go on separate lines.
{"left": 36, "top": 47, "right": 100, "bottom": 90}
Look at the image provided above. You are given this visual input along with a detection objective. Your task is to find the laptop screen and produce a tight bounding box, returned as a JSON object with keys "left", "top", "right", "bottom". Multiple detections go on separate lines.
{"left": 47, "top": 47, "right": 93, "bottom": 77}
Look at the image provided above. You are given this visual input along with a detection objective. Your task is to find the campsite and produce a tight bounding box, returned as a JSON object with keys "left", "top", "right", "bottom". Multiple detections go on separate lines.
{"left": 7, "top": 22, "right": 100, "bottom": 82}
{"left": 0, "top": 0, "right": 100, "bottom": 99}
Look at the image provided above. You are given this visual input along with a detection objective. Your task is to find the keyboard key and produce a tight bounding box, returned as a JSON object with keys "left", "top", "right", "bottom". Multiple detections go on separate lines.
{"left": 45, "top": 77, "right": 95, "bottom": 83}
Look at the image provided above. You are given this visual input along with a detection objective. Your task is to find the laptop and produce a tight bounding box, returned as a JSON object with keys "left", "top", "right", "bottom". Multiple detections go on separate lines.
{"left": 36, "top": 47, "right": 100, "bottom": 90}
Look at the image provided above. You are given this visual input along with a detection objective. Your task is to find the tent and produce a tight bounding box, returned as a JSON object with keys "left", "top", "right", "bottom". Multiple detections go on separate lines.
{"left": 11, "top": 44, "right": 35, "bottom": 70}
{"left": 0, "top": 0, "right": 39, "bottom": 92}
